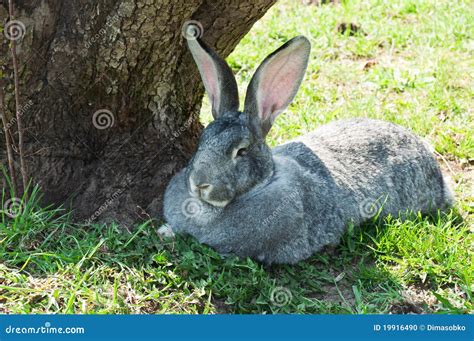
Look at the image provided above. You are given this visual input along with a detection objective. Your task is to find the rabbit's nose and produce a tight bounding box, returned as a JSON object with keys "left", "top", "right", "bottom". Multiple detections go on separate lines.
{"left": 189, "top": 177, "right": 213, "bottom": 198}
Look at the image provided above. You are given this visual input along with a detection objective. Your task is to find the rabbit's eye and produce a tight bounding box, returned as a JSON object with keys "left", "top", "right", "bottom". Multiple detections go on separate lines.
{"left": 236, "top": 148, "right": 248, "bottom": 157}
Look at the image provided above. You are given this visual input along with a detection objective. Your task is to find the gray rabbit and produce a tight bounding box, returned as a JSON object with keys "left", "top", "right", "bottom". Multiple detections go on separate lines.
{"left": 160, "top": 33, "right": 453, "bottom": 264}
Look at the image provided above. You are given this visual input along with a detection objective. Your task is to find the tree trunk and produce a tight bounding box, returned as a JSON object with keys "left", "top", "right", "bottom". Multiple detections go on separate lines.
{"left": 0, "top": 0, "right": 276, "bottom": 225}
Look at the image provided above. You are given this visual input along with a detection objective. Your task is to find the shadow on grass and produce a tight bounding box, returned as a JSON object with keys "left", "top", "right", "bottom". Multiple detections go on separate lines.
{"left": 1, "top": 187, "right": 469, "bottom": 313}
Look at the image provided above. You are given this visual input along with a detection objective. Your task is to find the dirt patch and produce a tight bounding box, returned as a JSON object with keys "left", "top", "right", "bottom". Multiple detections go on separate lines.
{"left": 337, "top": 22, "right": 364, "bottom": 36}
{"left": 302, "top": 0, "right": 340, "bottom": 5}
{"left": 320, "top": 281, "right": 355, "bottom": 307}
{"left": 211, "top": 297, "right": 232, "bottom": 314}
{"left": 437, "top": 155, "right": 473, "bottom": 182}
{"left": 436, "top": 156, "right": 473, "bottom": 221}
{"left": 389, "top": 301, "right": 425, "bottom": 314}
{"left": 390, "top": 285, "right": 438, "bottom": 314}
{"left": 363, "top": 59, "right": 378, "bottom": 70}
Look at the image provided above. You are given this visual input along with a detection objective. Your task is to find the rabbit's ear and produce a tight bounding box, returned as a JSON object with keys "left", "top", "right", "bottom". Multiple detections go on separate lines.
{"left": 187, "top": 36, "right": 239, "bottom": 119}
{"left": 244, "top": 36, "right": 310, "bottom": 137}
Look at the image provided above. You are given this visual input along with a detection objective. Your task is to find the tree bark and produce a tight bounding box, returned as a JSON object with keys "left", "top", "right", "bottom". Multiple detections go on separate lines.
{"left": 0, "top": 0, "right": 276, "bottom": 225}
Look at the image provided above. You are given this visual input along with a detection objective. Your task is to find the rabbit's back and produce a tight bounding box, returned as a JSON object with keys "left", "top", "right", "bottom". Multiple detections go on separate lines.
{"left": 288, "top": 118, "right": 452, "bottom": 224}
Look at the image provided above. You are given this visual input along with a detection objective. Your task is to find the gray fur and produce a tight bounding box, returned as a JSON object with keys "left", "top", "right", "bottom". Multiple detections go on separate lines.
{"left": 187, "top": 37, "right": 239, "bottom": 118}
{"left": 162, "top": 36, "right": 453, "bottom": 264}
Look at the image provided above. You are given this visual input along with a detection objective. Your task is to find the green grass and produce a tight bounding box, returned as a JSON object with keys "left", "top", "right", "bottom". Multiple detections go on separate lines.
{"left": 1, "top": 0, "right": 473, "bottom": 314}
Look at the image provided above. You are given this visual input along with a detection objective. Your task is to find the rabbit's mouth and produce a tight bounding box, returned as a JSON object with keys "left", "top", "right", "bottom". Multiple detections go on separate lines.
{"left": 188, "top": 189, "right": 231, "bottom": 208}
{"left": 201, "top": 197, "right": 230, "bottom": 208}
{"left": 188, "top": 185, "right": 233, "bottom": 208}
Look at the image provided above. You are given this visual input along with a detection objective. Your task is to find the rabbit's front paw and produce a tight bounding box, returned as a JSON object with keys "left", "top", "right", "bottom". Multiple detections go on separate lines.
{"left": 157, "top": 224, "right": 175, "bottom": 238}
